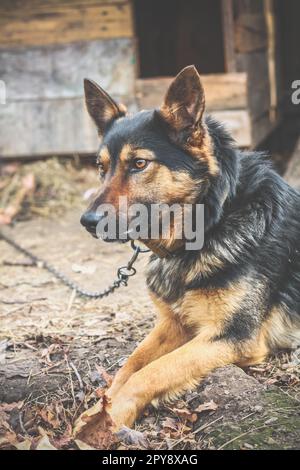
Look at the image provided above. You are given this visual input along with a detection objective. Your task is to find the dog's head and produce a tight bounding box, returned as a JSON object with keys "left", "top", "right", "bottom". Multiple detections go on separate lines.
{"left": 81, "top": 65, "right": 219, "bottom": 251}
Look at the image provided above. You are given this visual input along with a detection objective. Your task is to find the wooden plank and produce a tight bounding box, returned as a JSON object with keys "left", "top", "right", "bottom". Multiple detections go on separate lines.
{"left": 0, "top": 98, "right": 98, "bottom": 157}
{"left": 0, "top": 38, "right": 136, "bottom": 158}
{"left": 0, "top": 0, "right": 126, "bottom": 9}
{"left": 245, "top": 51, "right": 270, "bottom": 120}
{"left": 264, "top": 0, "right": 278, "bottom": 123}
{"left": 284, "top": 138, "right": 300, "bottom": 190}
{"left": 0, "top": 39, "right": 135, "bottom": 101}
{"left": 0, "top": 103, "right": 250, "bottom": 157}
{"left": 0, "top": 2, "right": 133, "bottom": 48}
{"left": 251, "top": 111, "right": 277, "bottom": 148}
{"left": 136, "top": 73, "right": 247, "bottom": 111}
{"left": 211, "top": 110, "right": 251, "bottom": 147}
{"left": 221, "top": 0, "right": 236, "bottom": 72}
{"left": 235, "top": 13, "right": 267, "bottom": 53}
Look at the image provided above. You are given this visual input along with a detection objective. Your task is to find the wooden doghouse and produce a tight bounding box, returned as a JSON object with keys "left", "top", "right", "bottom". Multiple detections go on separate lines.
{"left": 0, "top": 0, "right": 298, "bottom": 158}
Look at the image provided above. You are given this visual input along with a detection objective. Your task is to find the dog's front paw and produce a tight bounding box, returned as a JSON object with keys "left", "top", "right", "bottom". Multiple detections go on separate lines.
{"left": 108, "top": 396, "right": 138, "bottom": 431}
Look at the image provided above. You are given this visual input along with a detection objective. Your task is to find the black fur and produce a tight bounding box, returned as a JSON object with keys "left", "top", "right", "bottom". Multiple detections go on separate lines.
{"left": 88, "top": 103, "right": 300, "bottom": 348}
{"left": 145, "top": 115, "right": 300, "bottom": 345}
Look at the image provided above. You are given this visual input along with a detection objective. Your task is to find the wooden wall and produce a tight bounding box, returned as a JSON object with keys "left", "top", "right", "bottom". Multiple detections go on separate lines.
{"left": 233, "top": 0, "right": 278, "bottom": 146}
{"left": 0, "top": 0, "right": 135, "bottom": 158}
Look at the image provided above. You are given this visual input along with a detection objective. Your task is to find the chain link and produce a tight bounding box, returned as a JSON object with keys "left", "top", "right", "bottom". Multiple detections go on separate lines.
{"left": 0, "top": 230, "right": 150, "bottom": 299}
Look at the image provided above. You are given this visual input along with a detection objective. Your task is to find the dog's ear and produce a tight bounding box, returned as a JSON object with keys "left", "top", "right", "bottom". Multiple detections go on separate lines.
{"left": 159, "top": 65, "right": 205, "bottom": 137}
{"left": 84, "top": 79, "right": 126, "bottom": 135}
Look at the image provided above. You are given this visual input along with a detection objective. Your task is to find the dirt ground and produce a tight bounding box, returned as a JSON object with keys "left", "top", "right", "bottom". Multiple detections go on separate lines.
{"left": 0, "top": 159, "right": 299, "bottom": 450}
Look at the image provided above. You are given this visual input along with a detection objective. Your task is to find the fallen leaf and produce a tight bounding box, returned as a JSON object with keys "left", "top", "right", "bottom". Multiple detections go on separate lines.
{"left": 38, "top": 407, "right": 60, "bottom": 429}
{"left": 36, "top": 435, "right": 57, "bottom": 450}
{"left": 0, "top": 401, "right": 23, "bottom": 412}
{"left": 73, "top": 390, "right": 116, "bottom": 449}
{"left": 75, "top": 439, "right": 97, "bottom": 450}
{"left": 95, "top": 365, "right": 113, "bottom": 387}
{"left": 14, "top": 439, "right": 32, "bottom": 450}
{"left": 161, "top": 417, "right": 179, "bottom": 432}
{"left": 116, "top": 426, "right": 148, "bottom": 448}
{"left": 172, "top": 407, "right": 197, "bottom": 422}
{"left": 194, "top": 400, "right": 218, "bottom": 413}
{"left": 0, "top": 431, "right": 18, "bottom": 449}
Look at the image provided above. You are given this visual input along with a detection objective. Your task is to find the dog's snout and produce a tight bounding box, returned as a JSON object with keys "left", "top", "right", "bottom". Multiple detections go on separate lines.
{"left": 80, "top": 211, "right": 103, "bottom": 230}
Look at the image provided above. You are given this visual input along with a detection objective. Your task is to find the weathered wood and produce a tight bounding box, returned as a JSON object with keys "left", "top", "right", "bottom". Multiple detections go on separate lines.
{"left": 211, "top": 110, "right": 251, "bottom": 147}
{"left": 245, "top": 51, "right": 271, "bottom": 120}
{"left": 0, "top": 98, "right": 98, "bottom": 157}
{"left": 221, "top": 0, "right": 236, "bottom": 72}
{"left": 136, "top": 73, "right": 247, "bottom": 111}
{"left": 284, "top": 138, "right": 300, "bottom": 190}
{"left": 235, "top": 12, "right": 267, "bottom": 53}
{"left": 1, "top": 0, "right": 126, "bottom": 9}
{"left": 0, "top": 39, "right": 135, "bottom": 101}
{"left": 264, "top": 0, "right": 278, "bottom": 124}
{"left": 0, "top": 1, "right": 133, "bottom": 48}
{"left": 0, "top": 38, "right": 136, "bottom": 158}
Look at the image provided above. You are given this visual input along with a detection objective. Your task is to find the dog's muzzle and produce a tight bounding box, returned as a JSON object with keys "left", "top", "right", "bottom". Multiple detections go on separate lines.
{"left": 80, "top": 211, "right": 103, "bottom": 238}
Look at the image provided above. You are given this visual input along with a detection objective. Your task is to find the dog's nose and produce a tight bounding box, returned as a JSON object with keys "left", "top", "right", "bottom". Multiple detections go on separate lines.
{"left": 80, "top": 211, "right": 102, "bottom": 230}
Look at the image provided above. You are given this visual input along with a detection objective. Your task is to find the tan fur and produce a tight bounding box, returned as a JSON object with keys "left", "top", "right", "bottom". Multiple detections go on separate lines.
{"left": 259, "top": 306, "right": 300, "bottom": 350}
{"left": 170, "top": 281, "right": 250, "bottom": 339}
{"left": 105, "top": 282, "right": 275, "bottom": 430}
{"left": 98, "top": 145, "right": 111, "bottom": 170}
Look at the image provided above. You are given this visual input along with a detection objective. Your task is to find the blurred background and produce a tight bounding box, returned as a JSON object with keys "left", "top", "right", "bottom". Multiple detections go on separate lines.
{"left": 0, "top": 0, "right": 299, "bottom": 155}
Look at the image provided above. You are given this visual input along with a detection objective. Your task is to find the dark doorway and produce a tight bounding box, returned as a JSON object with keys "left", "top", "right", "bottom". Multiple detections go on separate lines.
{"left": 134, "top": 0, "right": 225, "bottom": 78}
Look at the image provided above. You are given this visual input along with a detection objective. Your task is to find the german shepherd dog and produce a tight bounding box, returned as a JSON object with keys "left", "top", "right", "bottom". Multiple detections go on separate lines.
{"left": 81, "top": 66, "right": 300, "bottom": 430}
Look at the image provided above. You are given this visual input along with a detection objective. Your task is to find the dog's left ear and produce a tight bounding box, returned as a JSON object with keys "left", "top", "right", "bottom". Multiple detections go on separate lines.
{"left": 84, "top": 79, "right": 126, "bottom": 135}
{"left": 159, "top": 65, "right": 205, "bottom": 139}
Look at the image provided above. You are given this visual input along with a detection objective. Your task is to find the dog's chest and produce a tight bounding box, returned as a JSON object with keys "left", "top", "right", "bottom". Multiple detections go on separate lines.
{"left": 146, "top": 256, "right": 248, "bottom": 333}
{"left": 146, "top": 256, "right": 186, "bottom": 303}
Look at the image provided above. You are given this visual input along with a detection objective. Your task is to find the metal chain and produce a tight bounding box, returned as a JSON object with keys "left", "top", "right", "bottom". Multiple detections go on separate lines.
{"left": 0, "top": 230, "right": 150, "bottom": 299}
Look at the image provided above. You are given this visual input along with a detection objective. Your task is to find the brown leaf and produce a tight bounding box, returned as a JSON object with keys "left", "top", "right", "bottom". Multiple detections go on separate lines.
{"left": 75, "top": 439, "right": 97, "bottom": 450}
{"left": 14, "top": 439, "right": 32, "bottom": 450}
{"left": 194, "top": 400, "right": 218, "bottom": 413}
{"left": 95, "top": 364, "right": 113, "bottom": 387}
{"left": 161, "top": 417, "right": 179, "bottom": 432}
{"left": 36, "top": 436, "right": 57, "bottom": 450}
{"left": 73, "top": 390, "right": 116, "bottom": 449}
{"left": 172, "top": 407, "right": 197, "bottom": 422}
{"left": 38, "top": 407, "right": 60, "bottom": 429}
{"left": 0, "top": 401, "right": 23, "bottom": 412}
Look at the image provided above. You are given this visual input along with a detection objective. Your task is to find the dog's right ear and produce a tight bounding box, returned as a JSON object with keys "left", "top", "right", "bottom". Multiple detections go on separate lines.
{"left": 84, "top": 79, "right": 126, "bottom": 135}
{"left": 159, "top": 65, "right": 205, "bottom": 141}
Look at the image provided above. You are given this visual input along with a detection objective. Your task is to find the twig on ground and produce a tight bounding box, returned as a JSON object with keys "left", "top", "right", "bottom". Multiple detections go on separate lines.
{"left": 169, "top": 416, "right": 223, "bottom": 449}
{"left": 70, "top": 361, "right": 84, "bottom": 390}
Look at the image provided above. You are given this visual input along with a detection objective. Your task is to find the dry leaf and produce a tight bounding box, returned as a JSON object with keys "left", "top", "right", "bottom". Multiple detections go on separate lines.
{"left": 36, "top": 435, "right": 57, "bottom": 450}
{"left": 73, "top": 390, "right": 116, "bottom": 449}
{"left": 75, "top": 439, "right": 97, "bottom": 450}
{"left": 0, "top": 401, "right": 23, "bottom": 412}
{"left": 14, "top": 439, "right": 32, "bottom": 450}
{"left": 194, "top": 400, "right": 218, "bottom": 413}
{"left": 172, "top": 407, "right": 197, "bottom": 422}
{"left": 95, "top": 365, "right": 113, "bottom": 387}
{"left": 161, "top": 417, "right": 179, "bottom": 432}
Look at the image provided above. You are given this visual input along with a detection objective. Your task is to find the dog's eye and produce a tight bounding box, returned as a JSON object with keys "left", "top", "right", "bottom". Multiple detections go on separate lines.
{"left": 132, "top": 159, "right": 148, "bottom": 171}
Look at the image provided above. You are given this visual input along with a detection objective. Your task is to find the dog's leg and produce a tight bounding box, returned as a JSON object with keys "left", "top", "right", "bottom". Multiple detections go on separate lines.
{"left": 107, "top": 317, "right": 189, "bottom": 399}
{"left": 108, "top": 337, "right": 237, "bottom": 429}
